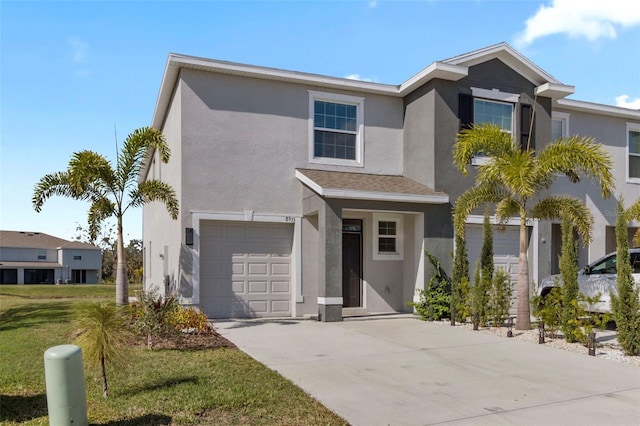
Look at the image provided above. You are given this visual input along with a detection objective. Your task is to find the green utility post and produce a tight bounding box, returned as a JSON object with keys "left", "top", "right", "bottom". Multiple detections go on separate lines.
{"left": 44, "top": 344, "right": 88, "bottom": 426}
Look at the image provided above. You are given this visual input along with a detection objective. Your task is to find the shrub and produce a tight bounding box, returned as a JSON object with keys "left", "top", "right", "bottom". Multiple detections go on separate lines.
{"left": 531, "top": 286, "right": 563, "bottom": 338}
{"left": 611, "top": 199, "right": 640, "bottom": 356}
{"left": 560, "top": 217, "right": 581, "bottom": 343}
{"left": 168, "top": 306, "right": 212, "bottom": 333}
{"left": 130, "top": 290, "right": 178, "bottom": 349}
{"left": 488, "top": 269, "right": 512, "bottom": 326}
{"left": 452, "top": 233, "right": 470, "bottom": 323}
{"left": 409, "top": 252, "right": 451, "bottom": 321}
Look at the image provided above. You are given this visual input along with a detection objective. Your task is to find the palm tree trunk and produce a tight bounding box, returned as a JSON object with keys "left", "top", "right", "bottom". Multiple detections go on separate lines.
{"left": 100, "top": 354, "right": 108, "bottom": 398}
{"left": 115, "top": 215, "right": 129, "bottom": 306}
{"left": 516, "top": 210, "right": 531, "bottom": 330}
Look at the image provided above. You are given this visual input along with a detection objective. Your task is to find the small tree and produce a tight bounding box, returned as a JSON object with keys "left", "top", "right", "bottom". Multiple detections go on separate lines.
{"left": 610, "top": 199, "right": 640, "bottom": 356}
{"left": 488, "top": 269, "right": 512, "bottom": 327}
{"left": 471, "top": 261, "right": 482, "bottom": 330}
{"left": 73, "top": 302, "right": 130, "bottom": 398}
{"left": 477, "top": 210, "right": 494, "bottom": 326}
{"left": 560, "top": 217, "right": 581, "bottom": 343}
{"left": 452, "top": 232, "right": 471, "bottom": 323}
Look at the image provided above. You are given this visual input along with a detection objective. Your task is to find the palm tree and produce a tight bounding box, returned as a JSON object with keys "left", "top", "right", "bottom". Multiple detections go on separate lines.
{"left": 73, "top": 302, "right": 130, "bottom": 397}
{"left": 33, "top": 127, "right": 179, "bottom": 305}
{"left": 453, "top": 124, "right": 614, "bottom": 330}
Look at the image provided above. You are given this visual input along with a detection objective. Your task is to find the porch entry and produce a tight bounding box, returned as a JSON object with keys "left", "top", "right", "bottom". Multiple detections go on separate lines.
{"left": 342, "top": 219, "right": 363, "bottom": 308}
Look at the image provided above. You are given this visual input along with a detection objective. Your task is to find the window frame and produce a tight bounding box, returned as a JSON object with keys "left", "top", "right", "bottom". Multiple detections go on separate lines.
{"left": 627, "top": 122, "right": 640, "bottom": 184}
{"left": 308, "top": 90, "right": 365, "bottom": 167}
{"left": 468, "top": 88, "right": 519, "bottom": 166}
{"left": 551, "top": 112, "right": 571, "bottom": 141}
{"left": 372, "top": 213, "right": 403, "bottom": 260}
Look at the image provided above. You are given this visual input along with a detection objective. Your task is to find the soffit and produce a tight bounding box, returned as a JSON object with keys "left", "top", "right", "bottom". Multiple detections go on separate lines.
{"left": 295, "top": 169, "right": 449, "bottom": 204}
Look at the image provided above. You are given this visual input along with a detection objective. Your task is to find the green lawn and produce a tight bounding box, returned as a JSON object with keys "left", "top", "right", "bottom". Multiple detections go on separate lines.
{"left": 0, "top": 285, "right": 346, "bottom": 425}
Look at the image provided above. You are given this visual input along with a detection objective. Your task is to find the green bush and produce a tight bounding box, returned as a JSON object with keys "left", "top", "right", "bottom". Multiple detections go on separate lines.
{"left": 531, "top": 286, "right": 563, "bottom": 338}
{"left": 488, "top": 270, "right": 512, "bottom": 326}
{"left": 409, "top": 252, "right": 451, "bottom": 321}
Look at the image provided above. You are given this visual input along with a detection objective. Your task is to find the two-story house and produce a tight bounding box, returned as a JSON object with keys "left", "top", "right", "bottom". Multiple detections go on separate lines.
{"left": 141, "top": 43, "right": 640, "bottom": 321}
{"left": 0, "top": 231, "right": 102, "bottom": 284}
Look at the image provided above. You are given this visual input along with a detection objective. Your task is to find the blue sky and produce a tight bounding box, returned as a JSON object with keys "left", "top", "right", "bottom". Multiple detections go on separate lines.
{"left": 1, "top": 0, "right": 639, "bottom": 243}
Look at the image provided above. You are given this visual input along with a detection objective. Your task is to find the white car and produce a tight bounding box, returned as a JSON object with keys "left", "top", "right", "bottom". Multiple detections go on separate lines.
{"left": 537, "top": 248, "right": 640, "bottom": 312}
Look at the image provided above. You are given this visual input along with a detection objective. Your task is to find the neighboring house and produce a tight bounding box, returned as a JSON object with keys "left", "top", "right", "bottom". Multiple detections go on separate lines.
{"left": 0, "top": 231, "right": 102, "bottom": 284}
{"left": 141, "top": 42, "right": 640, "bottom": 321}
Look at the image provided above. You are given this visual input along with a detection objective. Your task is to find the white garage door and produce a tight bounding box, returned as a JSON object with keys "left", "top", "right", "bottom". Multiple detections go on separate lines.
{"left": 199, "top": 221, "right": 293, "bottom": 318}
{"left": 466, "top": 224, "right": 520, "bottom": 288}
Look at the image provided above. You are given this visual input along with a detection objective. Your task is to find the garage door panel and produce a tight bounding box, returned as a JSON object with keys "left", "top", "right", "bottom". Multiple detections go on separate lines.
{"left": 271, "top": 263, "right": 290, "bottom": 275}
{"left": 248, "top": 281, "right": 268, "bottom": 293}
{"left": 271, "top": 300, "right": 290, "bottom": 313}
{"left": 200, "top": 221, "right": 292, "bottom": 318}
{"left": 272, "top": 281, "right": 290, "bottom": 293}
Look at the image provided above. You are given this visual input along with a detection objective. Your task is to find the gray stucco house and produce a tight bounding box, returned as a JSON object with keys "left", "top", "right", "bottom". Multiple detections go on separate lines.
{"left": 0, "top": 230, "right": 102, "bottom": 284}
{"left": 141, "top": 43, "right": 640, "bottom": 321}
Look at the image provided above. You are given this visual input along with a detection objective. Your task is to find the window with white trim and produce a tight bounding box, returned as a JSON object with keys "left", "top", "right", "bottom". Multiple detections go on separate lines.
{"left": 460, "top": 88, "right": 519, "bottom": 165}
{"left": 309, "top": 91, "right": 364, "bottom": 166}
{"left": 628, "top": 122, "right": 640, "bottom": 183}
{"left": 474, "top": 99, "right": 514, "bottom": 133}
{"left": 551, "top": 112, "right": 570, "bottom": 141}
{"left": 373, "top": 214, "right": 403, "bottom": 260}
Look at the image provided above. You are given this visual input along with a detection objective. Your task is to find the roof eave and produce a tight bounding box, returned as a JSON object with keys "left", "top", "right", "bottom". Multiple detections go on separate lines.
{"left": 398, "top": 62, "right": 468, "bottom": 95}
{"left": 535, "top": 82, "right": 575, "bottom": 99}
{"left": 556, "top": 99, "right": 640, "bottom": 119}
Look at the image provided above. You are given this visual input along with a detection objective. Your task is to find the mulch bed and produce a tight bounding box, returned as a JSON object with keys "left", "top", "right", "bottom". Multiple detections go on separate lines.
{"left": 131, "top": 327, "right": 237, "bottom": 350}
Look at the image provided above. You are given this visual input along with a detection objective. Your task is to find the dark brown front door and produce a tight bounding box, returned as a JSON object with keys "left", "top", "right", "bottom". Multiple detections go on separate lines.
{"left": 342, "top": 219, "right": 362, "bottom": 308}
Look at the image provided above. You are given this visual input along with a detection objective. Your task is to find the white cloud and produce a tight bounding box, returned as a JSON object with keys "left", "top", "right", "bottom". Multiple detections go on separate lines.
{"left": 515, "top": 0, "right": 640, "bottom": 47}
{"left": 368, "top": 1, "right": 378, "bottom": 8}
{"left": 67, "top": 37, "right": 88, "bottom": 63}
{"left": 345, "top": 74, "right": 377, "bottom": 82}
{"left": 615, "top": 95, "right": 640, "bottom": 109}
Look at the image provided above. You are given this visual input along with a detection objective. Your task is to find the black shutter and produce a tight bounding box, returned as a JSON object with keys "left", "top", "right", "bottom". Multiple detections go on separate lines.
{"left": 520, "top": 104, "right": 534, "bottom": 151}
{"left": 459, "top": 93, "right": 473, "bottom": 130}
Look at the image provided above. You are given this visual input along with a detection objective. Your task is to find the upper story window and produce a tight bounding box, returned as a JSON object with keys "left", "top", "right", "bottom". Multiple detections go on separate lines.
{"left": 373, "top": 213, "right": 403, "bottom": 260}
{"left": 460, "top": 88, "right": 521, "bottom": 165}
{"left": 37, "top": 250, "right": 46, "bottom": 260}
{"left": 309, "top": 91, "right": 364, "bottom": 167}
{"left": 628, "top": 122, "right": 640, "bottom": 183}
{"left": 474, "top": 99, "right": 514, "bottom": 133}
{"left": 552, "top": 112, "right": 570, "bottom": 141}
{"left": 73, "top": 255, "right": 82, "bottom": 260}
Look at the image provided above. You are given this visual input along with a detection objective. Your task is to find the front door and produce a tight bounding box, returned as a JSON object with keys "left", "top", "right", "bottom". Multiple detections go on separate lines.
{"left": 342, "top": 219, "right": 363, "bottom": 307}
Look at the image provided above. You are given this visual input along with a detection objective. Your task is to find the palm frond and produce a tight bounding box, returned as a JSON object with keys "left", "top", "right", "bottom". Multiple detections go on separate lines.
{"left": 88, "top": 198, "right": 116, "bottom": 242}
{"left": 118, "top": 127, "right": 170, "bottom": 187}
{"left": 530, "top": 195, "right": 593, "bottom": 245}
{"left": 495, "top": 198, "right": 520, "bottom": 223}
{"left": 537, "top": 136, "right": 614, "bottom": 199}
{"left": 453, "top": 184, "right": 511, "bottom": 236}
{"left": 453, "top": 123, "right": 515, "bottom": 175}
{"left": 625, "top": 197, "right": 640, "bottom": 222}
{"left": 32, "top": 172, "right": 80, "bottom": 212}
{"left": 130, "top": 179, "right": 179, "bottom": 219}
{"left": 69, "top": 151, "right": 116, "bottom": 189}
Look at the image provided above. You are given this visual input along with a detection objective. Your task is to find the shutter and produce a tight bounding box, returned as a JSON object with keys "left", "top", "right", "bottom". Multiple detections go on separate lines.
{"left": 520, "top": 104, "right": 534, "bottom": 150}
{"left": 459, "top": 93, "right": 473, "bottom": 130}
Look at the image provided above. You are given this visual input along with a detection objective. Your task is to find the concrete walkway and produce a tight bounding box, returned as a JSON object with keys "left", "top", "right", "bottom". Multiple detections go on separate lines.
{"left": 217, "top": 315, "right": 640, "bottom": 426}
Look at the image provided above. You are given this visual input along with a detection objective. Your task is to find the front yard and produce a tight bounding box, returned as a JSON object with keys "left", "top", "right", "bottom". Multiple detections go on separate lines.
{"left": 0, "top": 285, "right": 346, "bottom": 425}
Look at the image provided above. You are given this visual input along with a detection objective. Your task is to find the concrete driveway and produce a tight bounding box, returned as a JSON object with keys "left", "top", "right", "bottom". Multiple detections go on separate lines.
{"left": 217, "top": 315, "right": 640, "bottom": 426}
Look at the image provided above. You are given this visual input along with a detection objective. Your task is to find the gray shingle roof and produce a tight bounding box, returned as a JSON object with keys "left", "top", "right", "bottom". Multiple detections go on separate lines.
{"left": 0, "top": 231, "right": 99, "bottom": 250}
{"left": 295, "top": 169, "right": 449, "bottom": 203}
